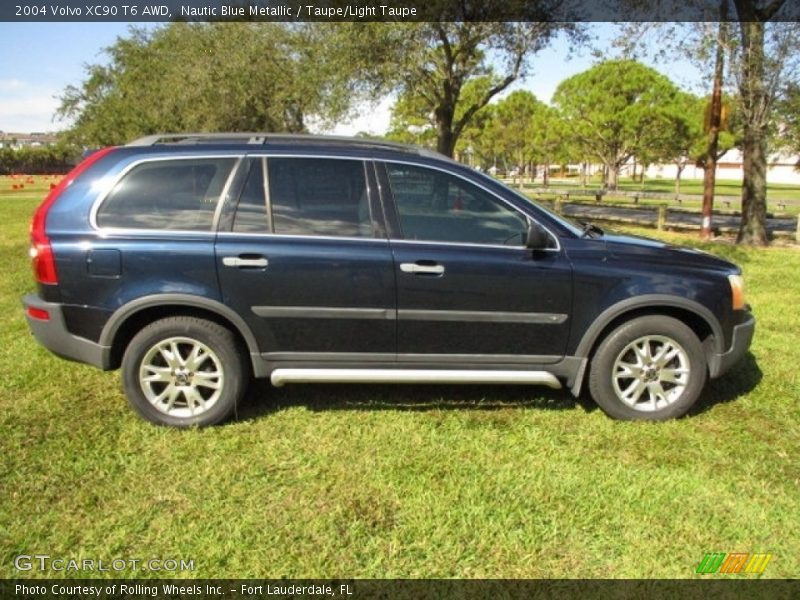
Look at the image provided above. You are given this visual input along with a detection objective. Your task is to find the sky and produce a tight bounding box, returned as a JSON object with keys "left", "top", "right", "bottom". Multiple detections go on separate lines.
{"left": 0, "top": 22, "right": 705, "bottom": 136}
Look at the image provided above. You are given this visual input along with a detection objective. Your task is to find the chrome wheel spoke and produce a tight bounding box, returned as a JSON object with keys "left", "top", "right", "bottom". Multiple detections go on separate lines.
{"left": 647, "top": 381, "right": 667, "bottom": 405}
{"left": 632, "top": 340, "right": 651, "bottom": 364}
{"left": 660, "top": 367, "right": 689, "bottom": 384}
{"left": 186, "top": 345, "right": 210, "bottom": 371}
{"left": 654, "top": 345, "right": 680, "bottom": 368}
{"left": 616, "top": 361, "right": 642, "bottom": 379}
{"left": 165, "top": 385, "right": 181, "bottom": 411}
{"left": 142, "top": 365, "right": 172, "bottom": 383}
{"left": 184, "top": 387, "right": 207, "bottom": 414}
{"left": 620, "top": 379, "right": 647, "bottom": 406}
{"left": 193, "top": 371, "right": 221, "bottom": 389}
{"left": 159, "top": 344, "right": 180, "bottom": 370}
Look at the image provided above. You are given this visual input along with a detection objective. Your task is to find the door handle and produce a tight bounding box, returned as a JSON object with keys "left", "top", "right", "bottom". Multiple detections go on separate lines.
{"left": 400, "top": 262, "right": 445, "bottom": 275}
{"left": 222, "top": 256, "right": 268, "bottom": 268}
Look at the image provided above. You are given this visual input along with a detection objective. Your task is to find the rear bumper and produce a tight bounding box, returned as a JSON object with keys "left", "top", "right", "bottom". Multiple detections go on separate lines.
{"left": 708, "top": 312, "right": 755, "bottom": 379}
{"left": 23, "top": 294, "right": 112, "bottom": 370}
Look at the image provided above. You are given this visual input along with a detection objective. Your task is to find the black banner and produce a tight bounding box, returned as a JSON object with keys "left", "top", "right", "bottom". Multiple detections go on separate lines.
{"left": 2, "top": 0, "right": 800, "bottom": 23}
{"left": 3, "top": 579, "right": 800, "bottom": 600}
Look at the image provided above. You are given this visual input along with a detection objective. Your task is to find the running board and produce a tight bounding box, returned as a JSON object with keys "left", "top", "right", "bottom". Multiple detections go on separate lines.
{"left": 270, "top": 368, "right": 562, "bottom": 389}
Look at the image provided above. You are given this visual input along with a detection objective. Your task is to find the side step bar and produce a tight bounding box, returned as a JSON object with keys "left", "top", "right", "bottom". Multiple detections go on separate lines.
{"left": 270, "top": 368, "right": 562, "bottom": 389}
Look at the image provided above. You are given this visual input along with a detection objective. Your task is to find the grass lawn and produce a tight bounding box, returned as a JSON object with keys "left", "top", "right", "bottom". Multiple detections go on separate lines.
{"left": 1, "top": 177, "right": 799, "bottom": 579}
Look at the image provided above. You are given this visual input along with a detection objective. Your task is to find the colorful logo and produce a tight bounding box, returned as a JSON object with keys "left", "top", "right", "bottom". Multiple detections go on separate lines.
{"left": 696, "top": 552, "right": 772, "bottom": 575}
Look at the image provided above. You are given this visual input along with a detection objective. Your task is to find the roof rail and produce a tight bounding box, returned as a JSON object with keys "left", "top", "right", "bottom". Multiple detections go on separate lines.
{"left": 124, "top": 132, "right": 446, "bottom": 159}
{"left": 127, "top": 133, "right": 267, "bottom": 146}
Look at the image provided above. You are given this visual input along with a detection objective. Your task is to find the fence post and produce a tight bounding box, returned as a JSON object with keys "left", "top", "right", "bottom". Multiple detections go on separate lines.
{"left": 554, "top": 197, "right": 562, "bottom": 214}
{"left": 595, "top": 192, "right": 602, "bottom": 203}
{"left": 796, "top": 215, "right": 800, "bottom": 243}
{"left": 657, "top": 206, "right": 667, "bottom": 231}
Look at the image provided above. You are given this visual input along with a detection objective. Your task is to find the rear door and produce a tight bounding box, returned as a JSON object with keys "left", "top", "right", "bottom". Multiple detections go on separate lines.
{"left": 379, "top": 161, "right": 573, "bottom": 362}
{"left": 215, "top": 156, "right": 396, "bottom": 360}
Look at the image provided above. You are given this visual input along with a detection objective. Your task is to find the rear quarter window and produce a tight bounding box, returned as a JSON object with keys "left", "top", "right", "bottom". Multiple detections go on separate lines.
{"left": 96, "top": 157, "right": 237, "bottom": 231}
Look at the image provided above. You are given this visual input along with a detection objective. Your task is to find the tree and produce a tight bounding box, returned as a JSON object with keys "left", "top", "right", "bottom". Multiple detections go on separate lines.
{"left": 338, "top": 22, "right": 579, "bottom": 157}
{"left": 386, "top": 77, "right": 498, "bottom": 160}
{"left": 731, "top": 7, "right": 799, "bottom": 244}
{"left": 553, "top": 60, "right": 687, "bottom": 190}
{"left": 492, "top": 90, "right": 542, "bottom": 182}
{"left": 616, "top": 11, "right": 800, "bottom": 245}
{"left": 58, "top": 23, "right": 363, "bottom": 146}
{"left": 775, "top": 82, "right": 800, "bottom": 159}
{"left": 527, "top": 104, "right": 568, "bottom": 186}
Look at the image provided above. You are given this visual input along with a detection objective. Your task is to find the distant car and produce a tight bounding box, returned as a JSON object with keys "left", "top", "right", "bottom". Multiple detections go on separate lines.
{"left": 24, "top": 133, "right": 754, "bottom": 426}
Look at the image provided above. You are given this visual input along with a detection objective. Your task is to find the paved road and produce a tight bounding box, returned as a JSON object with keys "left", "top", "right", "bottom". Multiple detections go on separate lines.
{"left": 558, "top": 203, "right": 797, "bottom": 235}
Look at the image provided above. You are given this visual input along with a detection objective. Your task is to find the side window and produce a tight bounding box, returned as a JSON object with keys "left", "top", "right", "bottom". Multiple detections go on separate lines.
{"left": 97, "top": 158, "right": 236, "bottom": 231}
{"left": 232, "top": 158, "right": 268, "bottom": 233}
{"left": 268, "top": 158, "right": 371, "bottom": 238}
{"left": 386, "top": 164, "right": 529, "bottom": 246}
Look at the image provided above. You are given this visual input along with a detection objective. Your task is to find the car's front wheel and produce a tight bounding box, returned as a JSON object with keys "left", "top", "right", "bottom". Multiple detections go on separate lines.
{"left": 121, "top": 316, "right": 246, "bottom": 427}
{"left": 588, "top": 315, "right": 707, "bottom": 420}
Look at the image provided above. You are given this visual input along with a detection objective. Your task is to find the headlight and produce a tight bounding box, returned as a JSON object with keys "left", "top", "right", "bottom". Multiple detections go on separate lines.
{"left": 728, "top": 274, "right": 746, "bottom": 310}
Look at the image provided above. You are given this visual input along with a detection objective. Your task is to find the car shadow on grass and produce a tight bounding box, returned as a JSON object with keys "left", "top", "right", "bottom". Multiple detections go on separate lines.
{"left": 235, "top": 380, "right": 594, "bottom": 422}
{"left": 687, "top": 351, "right": 763, "bottom": 417}
{"left": 234, "top": 352, "right": 761, "bottom": 423}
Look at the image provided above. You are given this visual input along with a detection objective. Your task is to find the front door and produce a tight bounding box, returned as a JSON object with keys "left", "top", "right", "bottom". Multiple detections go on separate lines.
{"left": 381, "top": 162, "right": 572, "bottom": 362}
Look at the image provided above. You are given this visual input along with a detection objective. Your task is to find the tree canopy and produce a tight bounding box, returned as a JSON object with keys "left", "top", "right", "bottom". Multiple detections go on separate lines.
{"left": 553, "top": 59, "right": 689, "bottom": 190}
{"left": 58, "top": 23, "right": 364, "bottom": 146}
{"left": 331, "top": 22, "right": 580, "bottom": 157}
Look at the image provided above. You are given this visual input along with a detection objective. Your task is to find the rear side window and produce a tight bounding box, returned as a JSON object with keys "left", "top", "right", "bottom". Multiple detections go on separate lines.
{"left": 97, "top": 158, "right": 237, "bottom": 231}
{"left": 267, "top": 158, "right": 371, "bottom": 238}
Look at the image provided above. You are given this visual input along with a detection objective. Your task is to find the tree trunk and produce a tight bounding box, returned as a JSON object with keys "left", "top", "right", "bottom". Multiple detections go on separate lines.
{"left": 736, "top": 19, "right": 769, "bottom": 245}
{"left": 702, "top": 6, "right": 727, "bottom": 240}
{"left": 435, "top": 105, "right": 456, "bottom": 157}
{"left": 675, "top": 164, "right": 685, "bottom": 196}
{"left": 607, "top": 164, "right": 619, "bottom": 190}
{"left": 737, "top": 127, "right": 769, "bottom": 245}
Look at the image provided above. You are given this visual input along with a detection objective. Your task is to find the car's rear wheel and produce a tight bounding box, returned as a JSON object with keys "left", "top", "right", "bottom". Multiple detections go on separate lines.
{"left": 588, "top": 315, "right": 707, "bottom": 420}
{"left": 122, "top": 316, "right": 246, "bottom": 427}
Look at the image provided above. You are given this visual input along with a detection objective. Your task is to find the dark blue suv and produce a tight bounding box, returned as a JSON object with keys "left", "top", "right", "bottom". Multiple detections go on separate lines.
{"left": 23, "top": 134, "right": 755, "bottom": 426}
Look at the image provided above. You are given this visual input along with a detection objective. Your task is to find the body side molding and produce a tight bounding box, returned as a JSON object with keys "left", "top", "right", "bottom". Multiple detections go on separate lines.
{"left": 99, "top": 293, "right": 266, "bottom": 376}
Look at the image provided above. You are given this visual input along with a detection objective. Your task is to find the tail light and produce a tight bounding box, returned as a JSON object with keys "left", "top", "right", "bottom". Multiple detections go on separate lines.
{"left": 30, "top": 147, "right": 117, "bottom": 285}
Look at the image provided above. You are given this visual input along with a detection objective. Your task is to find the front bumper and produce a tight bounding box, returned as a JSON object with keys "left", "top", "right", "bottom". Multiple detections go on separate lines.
{"left": 23, "top": 294, "right": 112, "bottom": 370}
{"left": 708, "top": 312, "right": 755, "bottom": 379}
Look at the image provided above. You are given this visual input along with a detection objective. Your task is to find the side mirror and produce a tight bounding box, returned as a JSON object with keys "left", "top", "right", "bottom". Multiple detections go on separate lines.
{"left": 525, "top": 220, "right": 551, "bottom": 250}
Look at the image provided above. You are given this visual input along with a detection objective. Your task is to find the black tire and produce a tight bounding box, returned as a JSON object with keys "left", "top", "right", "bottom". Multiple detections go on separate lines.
{"left": 588, "top": 315, "right": 707, "bottom": 421}
{"left": 121, "top": 316, "right": 247, "bottom": 427}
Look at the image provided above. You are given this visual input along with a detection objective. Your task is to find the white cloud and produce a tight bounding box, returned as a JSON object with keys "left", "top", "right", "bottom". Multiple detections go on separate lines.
{"left": 0, "top": 82, "right": 67, "bottom": 133}
{"left": 0, "top": 79, "right": 27, "bottom": 92}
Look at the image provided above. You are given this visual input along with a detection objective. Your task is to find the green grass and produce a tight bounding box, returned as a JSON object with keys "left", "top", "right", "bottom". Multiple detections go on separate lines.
{"left": 1, "top": 178, "right": 799, "bottom": 579}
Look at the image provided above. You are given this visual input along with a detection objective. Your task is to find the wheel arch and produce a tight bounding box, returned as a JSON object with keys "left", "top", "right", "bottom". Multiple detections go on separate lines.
{"left": 100, "top": 294, "right": 264, "bottom": 375}
{"left": 570, "top": 295, "right": 722, "bottom": 396}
